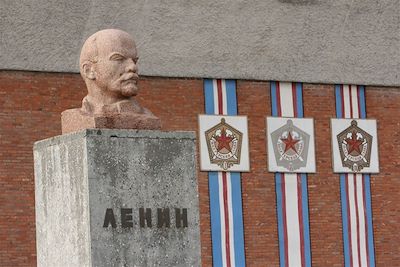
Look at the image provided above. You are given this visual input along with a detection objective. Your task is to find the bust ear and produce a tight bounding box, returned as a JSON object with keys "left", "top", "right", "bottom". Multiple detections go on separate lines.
{"left": 82, "top": 62, "right": 96, "bottom": 80}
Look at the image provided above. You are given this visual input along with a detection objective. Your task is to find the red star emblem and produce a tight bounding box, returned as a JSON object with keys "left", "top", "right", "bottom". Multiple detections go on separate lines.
{"left": 345, "top": 131, "right": 363, "bottom": 154}
{"left": 215, "top": 128, "right": 233, "bottom": 152}
{"left": 281, "top": 132, "right": 300, "bottom": 153}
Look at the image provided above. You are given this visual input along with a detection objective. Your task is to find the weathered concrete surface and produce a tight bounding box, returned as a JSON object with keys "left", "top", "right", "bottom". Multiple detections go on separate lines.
{"left": 1, "top": 0, "right": 399, "bottom": 86}
{"left": 34, "top": 131, "right": 91, "bottom": 267}
{"left": 34, "top": 129, "right": 201, "bottom": 267}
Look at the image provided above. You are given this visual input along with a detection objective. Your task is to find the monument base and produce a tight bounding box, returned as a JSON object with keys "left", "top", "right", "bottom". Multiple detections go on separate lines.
{"left": 34, "top": 129, "right": 200, "bottom": 267}
{"left": 61, "top": 108, "right": 161, "bottom": 134}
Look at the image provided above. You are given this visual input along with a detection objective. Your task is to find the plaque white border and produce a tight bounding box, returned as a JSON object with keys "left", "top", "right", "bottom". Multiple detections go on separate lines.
{"left": 198, "top": 115, "right": 250, "bottom": 172}
{"left": 266, "top": 117, "right": 316, "bottom": 173}
{"left": 331, "top": 118, "right": 379, "bottom": 173}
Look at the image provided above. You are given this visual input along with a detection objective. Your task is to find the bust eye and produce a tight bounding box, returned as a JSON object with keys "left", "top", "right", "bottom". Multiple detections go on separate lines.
{"left": 110, "top": 54, "right": 125, "bottom": 61}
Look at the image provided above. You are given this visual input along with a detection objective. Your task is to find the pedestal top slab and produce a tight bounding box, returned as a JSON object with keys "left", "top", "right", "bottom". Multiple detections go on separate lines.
{"left": 34, "top": 129, "right": 195, "bottom": 150}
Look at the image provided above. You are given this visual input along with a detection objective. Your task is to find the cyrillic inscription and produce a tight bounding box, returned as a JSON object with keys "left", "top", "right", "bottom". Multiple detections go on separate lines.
{"left": 103, "top": 208, "right": 188, "bottom": 229}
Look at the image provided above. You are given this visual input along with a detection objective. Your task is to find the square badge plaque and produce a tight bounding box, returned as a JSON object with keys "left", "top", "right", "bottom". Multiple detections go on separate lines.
{"left": 266, "top": 117, "right": 316, "bottom": 173}
{"left": 331, "top": 118, "right": 379, "bottom": 173}
{"left": 198, "top": 115, "right": 250, "bottom": 172}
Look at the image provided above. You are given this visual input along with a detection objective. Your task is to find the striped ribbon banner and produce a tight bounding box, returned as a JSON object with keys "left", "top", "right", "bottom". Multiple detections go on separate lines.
{"left": 271, "top": 81, "right": 312, "bottom": 267}
{"left": 335, "top": 85, "right": 375, "bottom": 267}
{"left": 204, "top": 79, "right": 246, "bottom": 267}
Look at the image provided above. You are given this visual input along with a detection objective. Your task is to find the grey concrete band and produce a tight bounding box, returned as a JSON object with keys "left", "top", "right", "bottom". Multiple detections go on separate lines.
{"left": 2, "top": 0, "right": 399, "bottom": 86}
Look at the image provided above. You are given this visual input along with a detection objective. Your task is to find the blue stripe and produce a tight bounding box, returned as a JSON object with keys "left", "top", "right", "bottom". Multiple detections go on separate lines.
{"left": 275, "top": 173, "right": 285, "bottom": 267}
{"left": 336, "top": 85, "right": 376, "bottom": 266}
{"left": 271, "top": 82, "right": 278, "bottom": 117}
{"left": 205, "top": 79, "right": 221, "bottom": 265}
{"left": 358, "top": 86, "right": 367, "bottom": 119}
{"left": 225, "top": 80, "right": 238, "bottom": 115}
{"left": 363, "top": 174, "right": 376, "bottom": 267}
{"left": 225, "top": 80, "right": 246, "bottom": 265}
{"left": 295, "top": 86, "right": 311, "bottom": 265}
{"left": 231, "top": 172, "right": 246, "bottom": 266}
{"left": 336, "top": 88, "right": 348, "bottom": 267}
{"left": 296, "top": 83, "right": 304, "bottom": 118}
{"left": 204, "top": 79, "right": 215, "bottom": 114}
{"left": 359, "top": 88, "right": 375, "bottom": 266}
{"left": 301, "top": 174, "right": 312, "bottom": 267}
{"left": 272, "top": 83, "right": 312, "bottom": 266}
{"left": 335, "top": 85, "right": 343, "bottom": 118}
{"left": 204, "top": 79, "right": 246, "bottom": 266}
{"left": 208, "top": 172, "right": 223, "bottom": 267}
{"left": 340, "top": 174, "right": 351, "bottom": 267}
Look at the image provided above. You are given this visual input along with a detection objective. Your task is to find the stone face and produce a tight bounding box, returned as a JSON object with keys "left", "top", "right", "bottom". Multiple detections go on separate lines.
{"left": 34, "top": 129, "right": 201, "bottom": 267}
{"left": 61, "top": 29, "right": 161, "bottom": 133}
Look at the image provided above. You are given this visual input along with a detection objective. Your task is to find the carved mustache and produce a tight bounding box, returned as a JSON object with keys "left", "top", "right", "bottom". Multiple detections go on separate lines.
{"left": 120, "top": 72, "right": 139, "bottom": 82}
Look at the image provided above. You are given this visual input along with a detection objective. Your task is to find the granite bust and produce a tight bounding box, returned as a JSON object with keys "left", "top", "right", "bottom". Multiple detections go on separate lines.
{"left": 61, "top": 29, "right": 161, "bottom": 134}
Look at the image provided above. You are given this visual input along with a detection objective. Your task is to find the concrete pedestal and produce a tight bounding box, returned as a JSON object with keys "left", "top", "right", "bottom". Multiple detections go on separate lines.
{"left": 34, "top": 129, "right": 201, "bottom": 267}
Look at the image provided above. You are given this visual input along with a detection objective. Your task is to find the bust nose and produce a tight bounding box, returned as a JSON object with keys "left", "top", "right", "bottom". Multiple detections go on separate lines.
{"left": 125, "top": 58, "right": 137, "bottom": 73}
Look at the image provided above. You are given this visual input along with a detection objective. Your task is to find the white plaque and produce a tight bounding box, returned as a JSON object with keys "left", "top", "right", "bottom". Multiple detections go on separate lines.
{"left": 266, "top": 117, "right": 316, "bottom": 173}
{"left": 331, "top": 118, "right": 379, "bottom": 173}
{"left": 198, "top": 115, "right": 250, "bottom": 172}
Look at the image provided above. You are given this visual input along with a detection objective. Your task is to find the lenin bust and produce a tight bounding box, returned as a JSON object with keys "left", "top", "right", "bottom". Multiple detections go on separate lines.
{"left": 61, "top": 29, "right": 161, "bottom": 134}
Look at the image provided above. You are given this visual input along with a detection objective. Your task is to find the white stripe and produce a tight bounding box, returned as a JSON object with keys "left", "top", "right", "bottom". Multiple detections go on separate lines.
{"left": 279, "top": 82, "right": 295, "bottom": 117}
{"left": 226, "top": 173, "right": 236, "bottom": 267}
{"left": 350, "top": 85, "right": 360, "bottom": 119}
{"left": 285, "top": 174, "right": 302, "bottom": 267}
{"left": 278, "top": 83, "right": 302, "bottom": 265}
{"left": 343, "top": 85, "right": 351, "bottom": 119}
{"left": 348, "top": 175, "right": 360, "bottom": 267}
{"left": 218, "top": 172, "right": 227, "bottom": 267}
{"left": 222, "top": 80, "right": 228, "bottom": 115}
{"left": 356, "top": 174, "right": 368, "bottom": 266}
{"left": 213, "top": 79, "right": 219, "bottom": 115}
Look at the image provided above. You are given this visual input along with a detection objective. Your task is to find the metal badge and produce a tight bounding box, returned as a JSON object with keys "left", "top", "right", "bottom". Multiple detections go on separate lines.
{"left": 271, "top": 119, "right": 310, "bottom": 172}
{"left": 337, "top": 120, "right": 372, "bottom": 172}
{"left": 205, "top": 118, "right": 243, "bottom": 170}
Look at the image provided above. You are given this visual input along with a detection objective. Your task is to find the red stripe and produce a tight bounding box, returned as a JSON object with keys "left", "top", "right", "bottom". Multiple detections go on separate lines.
{"left": 345, "top": 174, "right": 354, "bottom": 266}
{"left": 349, "top": 85, "right": 354, "bottom": 118}
{"left": 362, "top": 175, "right": 371, "bottom": 267}
{"left": 292, "top": 83, "right": 298, "bottom": 118}
{"left": 222, "top": 172, "right": 231, "bottom": 267}
{"left": 297, "top": 174, "right": 305, "bottom": 267}
{"left": 357, "top": 86, "right": 361, "bottom": 119}
{"left": 281, "top": 174, "right": 289, "bottom": 267}
{"left": 276, "top": 82, "right": 282, "bottom": 117}
{"left": 354, "top": 174, "right": 362, "bottom": 266}
{"left": 217, "top": 79, "right": 223, "bottom": 115}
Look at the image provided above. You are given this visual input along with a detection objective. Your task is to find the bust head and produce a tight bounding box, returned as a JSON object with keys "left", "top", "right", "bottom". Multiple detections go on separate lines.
{"left": 80, "top": 29, "right": 139, "bottom": 108}
{"left": 61, "top": 29, "right": 161, "bottom": 133}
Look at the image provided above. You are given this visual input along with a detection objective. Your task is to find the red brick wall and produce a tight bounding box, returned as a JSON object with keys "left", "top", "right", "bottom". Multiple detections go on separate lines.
{"left": 366, "top": 87, "right": 400, "bottom": 265}
{"left": 0, "top": 70, "right": 399, "bottom": 266}
{"left": 304, "top": 84, "right": 344, "bottom": 266}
